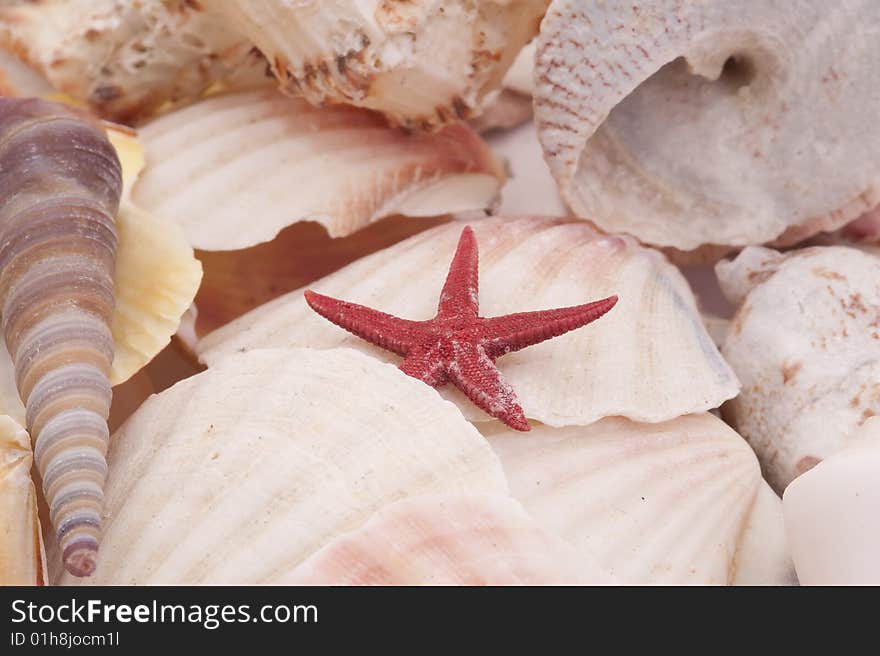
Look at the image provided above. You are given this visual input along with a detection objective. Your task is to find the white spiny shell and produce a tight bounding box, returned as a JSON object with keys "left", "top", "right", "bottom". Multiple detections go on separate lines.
{"left": 288, "top": 493, "right": 613, "bottom": 585}
{"left": 199, "top": 218, "right": 739, "bottom": 427}
{"left": 0, "top": 415, "right": 46, "bottom": 584}
{"left": 534, "top": 0, "right": 880, "bottom": 252}
{"left": 201, "top": 0, "right": 549, "bottom": 128}
{"left": 718, "top": 246, "right": 880, "bottom": 492}
{"left": 783, "top": 417, "right": 880, "bottom": 585}
{"left": 131, "top": 89, "right": 504, "bottom": 250}
{"left": 64, "top": 347, "right": 507, "bottom": 585}
{"left": 0, "top": 0, "right": 269, "bottom": 123}
{"left": 485, "top": 413, "right": 795, "bottom": 585}
{"left": 0, "top": 49, "right": 53, "bottom": 97}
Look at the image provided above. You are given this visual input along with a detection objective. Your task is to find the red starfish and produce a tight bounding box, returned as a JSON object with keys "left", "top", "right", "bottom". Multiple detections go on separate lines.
{"left": 305, "top": 226, "right": 618, "bottom": 431}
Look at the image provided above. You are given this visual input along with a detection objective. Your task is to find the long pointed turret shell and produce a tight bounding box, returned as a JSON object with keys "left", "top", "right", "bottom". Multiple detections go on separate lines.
{"left": 199, "top": 218, "right": 739, "bottom": 427}
{"left": 288, "top": 494, "right": 613, "bottom": 585}
{"left": 131, "top": 89, "right": 504, "bottom": 250}
{"left": 717, "top": 245, "right": 880, "bottom": 492}
{"left": 201, "top": 0, "right": 549, "bottom": 129}
{"left": 485, "top": 414, "right": 795, "bottom": 585}
{"left": 534, "top": 0, "right": 880, "bottom": 252}
{"left": 66, "top": 348, "right": 507, "bottom": 585}
{"left": 0, "top": 97, "right": 121, "bottom": 577}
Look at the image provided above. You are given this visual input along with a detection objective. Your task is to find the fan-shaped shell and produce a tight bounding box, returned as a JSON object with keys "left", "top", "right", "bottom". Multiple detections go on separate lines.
{"left": 131, "top": 89, "right": 503, "bottom": 250}
{"left": 718, "top": 245, "right": 880, "bottom": 492}
{"left": 534, "top": 0, "right": 880, "bottom": 252}
{"left": 288, "top": 494, "right": 613, "bottom": 585}
{"left": 65, "top": 347, "right": 507, "bottom": 585}
{"left": 485, "top": 413, "right": 795, "bottom": 585}
{"left": 199, "top": 217, "right": 739, "bottom": 427}
{"left": 201, "top": 0, "right": 549, "bottom": 128}
{"left": 782, "top": 417, "right": 880, "bottom": 585}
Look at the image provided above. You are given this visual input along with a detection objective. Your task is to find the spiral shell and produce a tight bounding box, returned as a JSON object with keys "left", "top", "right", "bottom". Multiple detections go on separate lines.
{"left": 0, "top": 97, "right": 121, "bottom": 577}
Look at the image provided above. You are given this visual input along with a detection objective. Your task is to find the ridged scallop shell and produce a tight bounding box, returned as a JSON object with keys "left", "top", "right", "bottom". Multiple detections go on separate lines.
{"left": 131, "top": 89, "right": 504, "bottom": 250}
{"left": 485, "top": 413, "right": 795, "bottom": 584}
{"left": 0, "top": 415, "right": 46, "bottom": 584}
{"left": 201, "top": 0, "right": 549, "bottom": 129}
{"left": 199, "top": 217, "right": 739, "bottom": 427}
{"left": 783, "top": 417, "right": 880, "bottom": 585}
{"left": 717, "top": 246, "right": 880, "bottom": 492}
{"left": 0, "top": 97, "right": 121, "bottom": 576}
{"left": 533, "top": 0, "right": 880, "bottom": 252}
{"left": 64, "top": 347, "right": 507, "bottom": 585}
{"left": 288, "top": 494, "right": 613, "bottom": 585}
{"left": 0, "top": 0, "right": 270, "bottom": 123}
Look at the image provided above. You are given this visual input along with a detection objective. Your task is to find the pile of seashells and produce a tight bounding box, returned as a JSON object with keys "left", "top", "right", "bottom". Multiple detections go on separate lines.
{"left": 0, "top": 0, "right": 877, "bottom": 586}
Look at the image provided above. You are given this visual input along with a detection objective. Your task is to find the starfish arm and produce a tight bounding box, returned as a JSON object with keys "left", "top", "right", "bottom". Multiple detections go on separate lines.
{"left": 304, "top": 290, "right": 419, "bottom": 356}
{"left": 446, "top": 343, "right": 530, "bottom": 431}
{"left": 437, "top": 225, "right": 480, "bottom": 320}
{"left": 481, "top": 296, "right": 618, "bottom": 357}
{"left": 399, "top": 347, "right": 449, "bottom": 387}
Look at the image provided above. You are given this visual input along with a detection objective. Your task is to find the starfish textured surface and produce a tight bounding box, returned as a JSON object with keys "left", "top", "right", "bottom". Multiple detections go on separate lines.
{"left": 305, "top": 226, "right": 618, "bottom": 431}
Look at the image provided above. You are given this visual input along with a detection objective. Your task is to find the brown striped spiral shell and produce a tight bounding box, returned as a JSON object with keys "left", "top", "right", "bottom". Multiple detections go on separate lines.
{"left": 0, "top": 97, "right": 120, "bottom": 577}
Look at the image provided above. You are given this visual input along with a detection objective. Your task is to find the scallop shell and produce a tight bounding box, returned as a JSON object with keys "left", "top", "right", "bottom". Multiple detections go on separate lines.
{"left": 199, "top": 217, "right": 739, "bottom": 427}
{"left": 64, "top": 347, "right": 507, "bottom": 585}
{"left": 288, "top": 493, "right": 613, "bottom": 585}
{"left": 718, "top": 245, "right": 880, "bottom": 492}
{"left": 783, "top": 417, "right": 880, "bottom": 585}
{"left": 0, "top": 415, "right": 46, "bottom": 585}
{"left": 201, "top": 0, "right": 549, "bottom": 128}
{"left": 533, "top": 0, "right": 880, "bottom": 252}
{"left": 485, "top": 413, "right": 795, "bottom": 585}
{"left": 0, "top": 0, "right": 270, "bottom": 123}
{"left": 131, "top": 89, "right": 504, "bottom": 251}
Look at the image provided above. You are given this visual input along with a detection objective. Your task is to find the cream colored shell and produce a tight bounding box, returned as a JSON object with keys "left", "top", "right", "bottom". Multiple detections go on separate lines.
{"left": 783, "top": 417, "right": 880, "bottom": 585}
{"left": 201, "top": 0, "right": 549, "bottom": 128}
{"left": 485, "top": 413, "right": 795, "bottom": 585}
{"left": 131, "top": 89, "right": 504, "bottom": 250}
{"left": 718, "top": 246, "right": 880, "bottom": 492}
{"left": 534, "top": 0, "right": 880, "bottom": 251}
{"left": 199, "top": 217, "right": 739, "bottom": 427}
{"left": 65, "top": 348, "right": 507, "bottom": 584}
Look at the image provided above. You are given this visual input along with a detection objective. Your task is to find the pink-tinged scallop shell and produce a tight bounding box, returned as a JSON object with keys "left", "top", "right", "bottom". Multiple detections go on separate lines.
{"left": 288, "top": 494, "right": 613, "bottom": 585}
{"left": 533, "top": 0, "right": 880, "bottom": 252}
{"left": 199, "top": 217, "right": 739, "bottom": 427}
{"left": 131, "top": 89, "right": 504, "bottom": 251}
{"left": 718, "top": 245, "right": 880, "bottom": 492}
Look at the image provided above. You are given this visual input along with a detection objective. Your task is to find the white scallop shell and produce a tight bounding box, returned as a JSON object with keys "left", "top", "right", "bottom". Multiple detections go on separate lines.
{"left": 64, "top": 347, "right": 507, "bottom": 585}
{"left": 783, "top": 417, "right": 880, "bottom": 585}
{"left": 288, "top": 493, "right": 613, "bottom": 585}
{"left": 199, "top": 217, "right": 739, "bottom": 427}
{"left": 484, "top": 413, "right": 795, "bottom": 585}
{"left": 718, "top": 246, "right": 880, "bottom": 491}
{"left": 131, "top": 89, "right": 504, "bottom": 251}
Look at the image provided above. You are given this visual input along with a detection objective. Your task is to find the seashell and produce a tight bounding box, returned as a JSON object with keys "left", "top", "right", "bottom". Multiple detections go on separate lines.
{"left": 200, "top": 0, "right": 549, "bottom": 129}
{"left": 484, "top": 413, "right": 795, "bottom": 585}
{"left": 0, "top": 48, "right": 53, "bottom": 98}
{"left": 0, "top": 415, "right": 46, "bottom": 585}
{"left": 199, "top": 217, "right": 739, "bottom": 427}
{"left": 65, "top": 347, "right": 507, "bottom": 585}
{"left": 533, "top": 1, "right": 880, "bottom": 252}
{"left": 470, "top": 90, "right": 533, "bottom": 134}
{"left": 0, "top": 97, "right": 122, "bottom": 577}
{"left": 131, "top": 89, "right": 504, "bottom": 251}
{"left": 288, "top": 493, "right": 614, "bottom": 585}
{"left": 0, "top": 0, "right": 271, "bottom": 124}
{"left": 718, "top": 245, "right": 880, "bottom": 492}
{"left": 502, "top": 40, "right": 536, "bottom": 97}
{"left": 841, "top": 203, "right": 880, "bottom": 242}
{"left": 783, "top": 417, "right": 880, "bottom": 585}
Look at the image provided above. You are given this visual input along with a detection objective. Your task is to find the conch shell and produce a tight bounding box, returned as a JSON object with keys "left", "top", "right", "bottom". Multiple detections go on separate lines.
{"left": 131, "top": 89, "right": 504, "bottom": 250}
{"left": 0, "top": 97, "right": 121, "bottom": 577}
{"left": 718, "top": 245, "right": 880, "bottom": 492}
{"left": 200, "top": 0, "right": 549, "bottom": 128}
{"left": 533, "top": 0, "right": 880, "bottom": 252}
{"left": 199, "top": 217, "right": 739, "bottom": 427}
